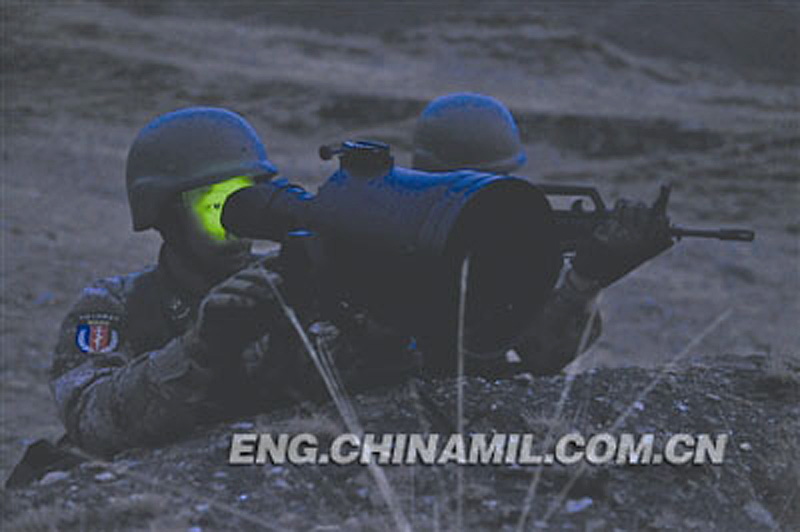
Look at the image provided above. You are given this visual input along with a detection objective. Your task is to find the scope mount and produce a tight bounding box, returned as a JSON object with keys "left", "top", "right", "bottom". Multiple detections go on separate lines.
{"left": 319, "top": 139, "right": 394, "bottom": 177}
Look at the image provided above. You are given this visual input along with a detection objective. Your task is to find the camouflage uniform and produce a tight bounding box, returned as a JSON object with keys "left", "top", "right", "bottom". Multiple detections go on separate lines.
{"left": 51, "top": 247, "right": 596, "bottom": 456}
{"left": 512, "top": 265, "right": 601, "bottom": 375}
{"left": 50, "top": 245, "right": 414, "bottom": 456}
{"left": 453, "top": 263, "right": 600, "bottom": 379}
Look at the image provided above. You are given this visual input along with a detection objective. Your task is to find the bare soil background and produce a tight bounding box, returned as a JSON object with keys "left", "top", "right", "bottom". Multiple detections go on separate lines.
{"left": 2, "top": 1, "right": 799, "bottom": 529}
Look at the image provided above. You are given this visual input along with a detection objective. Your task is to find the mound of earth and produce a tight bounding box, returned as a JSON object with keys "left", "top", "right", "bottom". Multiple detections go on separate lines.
{"left": 3, "top": 354, "right": 797, "bottom": 531}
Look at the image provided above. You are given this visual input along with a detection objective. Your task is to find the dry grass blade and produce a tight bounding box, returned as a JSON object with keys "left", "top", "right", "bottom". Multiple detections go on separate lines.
{"left": 407, "top": 379, "right": 451, "bottom": 529}
{"left": 515, "top": 294, "right": 602, "bottom": 532}
{"left": 455, "top": 256, "right": 470, "bottom": 532}
{"left": 540, "top": 309, "right": 733, "bottom": 524}
{"left": 259, "top": 266, "right": 413, "bottom": 532}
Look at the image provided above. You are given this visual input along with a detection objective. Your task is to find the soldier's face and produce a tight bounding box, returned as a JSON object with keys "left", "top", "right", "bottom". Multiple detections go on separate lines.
{"left": 183, "top": 176, "right": 255, "bottom": 242}
{"left": 180, "top": 176, "right": 255, "bottom": 273}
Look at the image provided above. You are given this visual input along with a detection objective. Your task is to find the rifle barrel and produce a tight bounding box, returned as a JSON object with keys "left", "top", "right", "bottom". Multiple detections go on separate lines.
{"left": 670, "top": 225, "right": 755, "bottom": 242}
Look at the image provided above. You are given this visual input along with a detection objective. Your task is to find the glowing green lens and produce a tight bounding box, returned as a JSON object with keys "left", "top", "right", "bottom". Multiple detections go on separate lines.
{"left": 183, "top": 176, "right": 255, "bottom": 241}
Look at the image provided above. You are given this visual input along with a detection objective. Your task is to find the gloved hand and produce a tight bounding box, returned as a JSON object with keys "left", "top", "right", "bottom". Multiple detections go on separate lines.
{"left": 188, "top": 264, "right": 284, "bottom": 368}
{"left": 572, "top": 186, "right": 674, "bottom": 287}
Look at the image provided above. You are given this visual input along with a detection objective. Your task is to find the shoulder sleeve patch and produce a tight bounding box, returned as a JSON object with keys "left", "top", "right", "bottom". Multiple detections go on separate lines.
{"left": 75, "top": 313, "right": 121, "bottom": 354}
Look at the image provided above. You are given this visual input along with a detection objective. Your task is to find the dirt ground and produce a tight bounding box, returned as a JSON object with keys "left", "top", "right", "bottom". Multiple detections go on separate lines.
{"left": 2, "top": 356, "right": 799, "bottom": 531}
{"left": 2, "top": 1, "right": 799, "bottom": 529}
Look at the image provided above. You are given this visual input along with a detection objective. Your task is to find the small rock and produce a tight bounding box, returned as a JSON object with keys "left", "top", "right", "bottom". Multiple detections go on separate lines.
{"left": 514, "top": 372, "right": 534, "bottom": 384}
{"left": 585, "top": 518, "right": 607, "bottom": 532}
{"left": 565, "top": 497, "right": 593, "bottom": 514}
{"left": 94, "top": 471, "right": 116, "bottom": 483}
{"left": 115, "top": 459, "right": 140, "bottom": 469}
{"left": 39, "top": 471, "right": 69, "bottom": 486}
{"left": 238, "top": 493, "right": 249, "bottom": 502}
{"left": 194, "top": 503, "right": 210, "bottom": 513}
{"left": 231, "top": 421, "right": 254, "bottom": 430}
{"left": 675, "top": 401, "right": 689, "bottom": 413}
{"left": 739, "top": 442, "right": 752, "bottom": 451}
{"left": 212, "top": 470, "right": 228, "bottom": 479}
{"left": 81, "top": 461, "right": 108, "bottom": 472}
{"left": 34, "top": 291, "right": 54, "bottom": 306}
{"left": 743, "top": 500, "right": 777, "bottom": 528}
{"left": 633, "top": 401, "right": 645, "bottom": 411}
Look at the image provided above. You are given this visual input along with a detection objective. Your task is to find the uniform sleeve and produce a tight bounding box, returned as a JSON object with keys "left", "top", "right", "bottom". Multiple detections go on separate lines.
{"left": 49, "top": 279, "right": 215, "bottom": 456}
{"left": 513, "top": 267, "right": 602, "bottom": 376}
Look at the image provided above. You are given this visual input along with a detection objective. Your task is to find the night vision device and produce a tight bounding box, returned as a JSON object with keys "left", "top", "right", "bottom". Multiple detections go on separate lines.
{"left": 221, "top": 140, "right": 755, "bottom": 355}
{"left": 221, "top": 140, "right": 561, "bottom": 354}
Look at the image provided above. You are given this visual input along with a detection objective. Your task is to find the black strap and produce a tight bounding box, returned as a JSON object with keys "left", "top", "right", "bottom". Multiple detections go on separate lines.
{"left": 125, "top": 268, "right": 185, "bottom": 354}
{"left": 5, "top": 438, "right": 85, "bottom": 488}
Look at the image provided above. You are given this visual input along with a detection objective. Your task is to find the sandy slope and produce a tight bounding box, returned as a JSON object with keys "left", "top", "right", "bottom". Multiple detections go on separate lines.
{"left": 2, "top": 0, "right": 798, "bottom": 501}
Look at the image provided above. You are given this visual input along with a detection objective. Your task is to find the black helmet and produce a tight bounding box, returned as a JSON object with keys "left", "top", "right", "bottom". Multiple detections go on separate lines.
{"left": 126, "top": 107, "right": 277, "bottom": 231}
{"left": 412, "top": 93, "right": 526, "bottom": 174}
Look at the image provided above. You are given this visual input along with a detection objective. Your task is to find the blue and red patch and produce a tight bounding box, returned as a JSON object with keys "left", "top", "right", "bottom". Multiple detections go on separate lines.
{"left": 75, "top": 314, "right": 120, "bottom": 354}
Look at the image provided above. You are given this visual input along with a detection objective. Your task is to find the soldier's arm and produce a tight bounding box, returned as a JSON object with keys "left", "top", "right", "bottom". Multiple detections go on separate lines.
{"left": 50, "top": 280, "right": 216, "bottom": 456}
{"left": 513, "top": 266, "right": 602, "bottom": 375}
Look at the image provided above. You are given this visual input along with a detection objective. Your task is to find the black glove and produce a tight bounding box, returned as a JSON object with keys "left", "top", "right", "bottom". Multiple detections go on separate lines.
{"left": 189, "top": 264, "right": 284, "bottom": 367}
{"left": 572, "top": 186, "right": 674, "bottom": 287}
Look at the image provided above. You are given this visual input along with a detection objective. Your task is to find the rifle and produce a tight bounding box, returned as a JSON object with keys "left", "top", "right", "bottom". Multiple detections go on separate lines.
{"left": 537, "top": 184, "right": 755, "bottom": 254}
